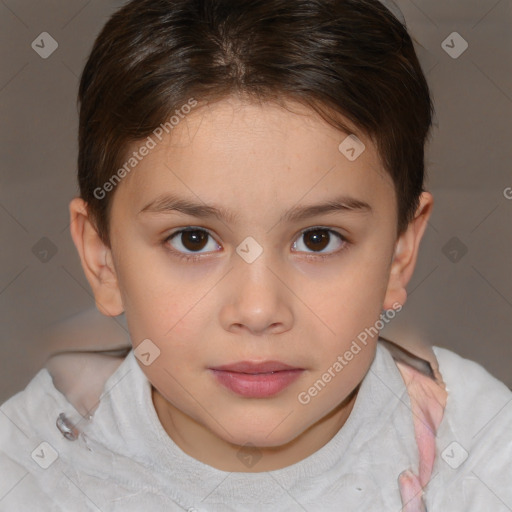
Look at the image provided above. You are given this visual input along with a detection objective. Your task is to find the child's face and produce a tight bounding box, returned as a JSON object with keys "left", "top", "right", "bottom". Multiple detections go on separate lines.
{"left": 71, "top": 95, "right": 432, "bottom": 465}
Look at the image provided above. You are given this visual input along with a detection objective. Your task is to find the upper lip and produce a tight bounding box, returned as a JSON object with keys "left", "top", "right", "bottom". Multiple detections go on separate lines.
{"left": 209, "top": 361, "right": 303, "bottom": 374}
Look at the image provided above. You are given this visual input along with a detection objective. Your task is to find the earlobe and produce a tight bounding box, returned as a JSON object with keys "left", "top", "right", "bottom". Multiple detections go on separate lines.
{"left": 68, "top": 197, "right": 124, "bottom": 317}
{"left": 383, "top": 192, "right": 434, "bottom": 311}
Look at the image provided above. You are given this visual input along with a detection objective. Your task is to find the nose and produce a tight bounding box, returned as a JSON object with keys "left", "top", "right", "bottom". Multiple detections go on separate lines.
{"left": 219, "top": 253, "right": 294, "bottom": 336}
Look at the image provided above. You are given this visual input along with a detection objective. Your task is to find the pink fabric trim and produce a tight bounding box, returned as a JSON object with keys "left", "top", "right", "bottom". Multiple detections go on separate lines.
{"left": 395, "top": 360, "right": 448, "bottom": 512}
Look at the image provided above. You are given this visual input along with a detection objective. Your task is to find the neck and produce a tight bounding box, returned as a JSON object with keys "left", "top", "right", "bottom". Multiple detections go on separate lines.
{"left": 152, "top": 383, "right": 360, "bottom": 472}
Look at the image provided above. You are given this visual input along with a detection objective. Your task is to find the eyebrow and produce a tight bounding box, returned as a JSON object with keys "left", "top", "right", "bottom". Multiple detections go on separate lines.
{"left": 138, "top": 193, "right": 372, "bottom": 224}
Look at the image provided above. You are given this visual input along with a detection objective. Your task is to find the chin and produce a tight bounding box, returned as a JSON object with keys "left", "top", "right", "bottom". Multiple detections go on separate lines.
{"left": 219, "top": 422, "right": 301, "bottom": 450}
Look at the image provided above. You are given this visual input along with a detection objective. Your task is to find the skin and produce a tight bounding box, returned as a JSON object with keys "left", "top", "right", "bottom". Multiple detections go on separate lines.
{"left": 69, "top": 95, "right": 433, "bottom": 472}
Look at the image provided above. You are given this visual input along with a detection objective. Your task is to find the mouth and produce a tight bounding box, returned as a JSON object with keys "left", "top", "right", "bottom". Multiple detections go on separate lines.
{"left": 208, "top": 361, "right": 305, "bottom": 397}
{"left": 208, "top": 360, "right": 304, "bottom": 374}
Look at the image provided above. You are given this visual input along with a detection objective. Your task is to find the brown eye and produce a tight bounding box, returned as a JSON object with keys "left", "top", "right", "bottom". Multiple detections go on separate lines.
{"left": 180, "top": 229, "right": 209, "bottom": 251}
{"left": 292, "top": 228, "right": 346, "bottom": 255}
{"left": 303, "top": 229, "right": 330, "bottom": 251}
{"left": 166, "top": 228, "right": 220, "bottom": 255}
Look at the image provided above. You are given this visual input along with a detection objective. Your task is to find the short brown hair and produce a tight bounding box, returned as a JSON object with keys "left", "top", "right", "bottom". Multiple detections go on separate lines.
{"left": 77, "top": 0, "right": 434, "bottom": 247}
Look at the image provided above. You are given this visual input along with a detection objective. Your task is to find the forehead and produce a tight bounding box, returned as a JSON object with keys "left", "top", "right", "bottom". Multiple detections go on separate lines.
{"left": 114, "top": 96, "right": 395, "bottom": 219}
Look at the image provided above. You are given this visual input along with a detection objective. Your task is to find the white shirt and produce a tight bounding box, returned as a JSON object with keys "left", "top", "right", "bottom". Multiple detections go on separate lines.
{"left": 1, "top": 342, "right": 511, "bottom": 511}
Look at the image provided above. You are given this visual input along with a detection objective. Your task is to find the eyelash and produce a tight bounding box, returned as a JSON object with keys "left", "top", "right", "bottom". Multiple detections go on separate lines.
{"left": 163, "top": 227, "right": 350, "bottom": 263}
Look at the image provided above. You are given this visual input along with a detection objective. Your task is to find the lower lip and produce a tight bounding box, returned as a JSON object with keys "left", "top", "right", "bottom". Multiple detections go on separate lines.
{"left": 209, "top": 369, "right": 304, "bottom": 398}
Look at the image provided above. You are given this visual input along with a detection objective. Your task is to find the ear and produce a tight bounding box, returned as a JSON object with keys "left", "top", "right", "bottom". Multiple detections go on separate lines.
{"left": 68, "top": 197, "right": 124, "bottom": 317}
{"left": 383, "top": 191, "right": 433, "bottom": 310}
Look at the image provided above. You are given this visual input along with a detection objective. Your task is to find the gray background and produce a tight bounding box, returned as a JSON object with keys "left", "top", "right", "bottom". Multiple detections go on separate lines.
{"left": 1, "top": 0, "right": 511, "bottom": 404}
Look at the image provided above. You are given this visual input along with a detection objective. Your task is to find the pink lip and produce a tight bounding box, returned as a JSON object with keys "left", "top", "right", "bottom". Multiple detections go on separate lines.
{"left": 209, "top": 360, "right": 302, "bottom": 373}
{"left": 208, "top": 361, "right": 304, "bottom": 398}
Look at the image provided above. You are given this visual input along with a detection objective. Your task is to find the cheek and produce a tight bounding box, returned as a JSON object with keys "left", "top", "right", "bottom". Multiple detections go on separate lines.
{"left": 114, "top": 244, "right": 183, "bottom": 312}
{"left": 116, "top": 261, "right": 209, "bottom": 354}
{"left": 296, "top": 341, "right": 374, "bottom": 425}
{"left": 307, "top": 263, "right": 388, "bottom": 330}
{"left": 300, "top": 253, "right": 391, "bottom": 364}
{"left": 118, "top": 240, "right": 217, "bottom": 302}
